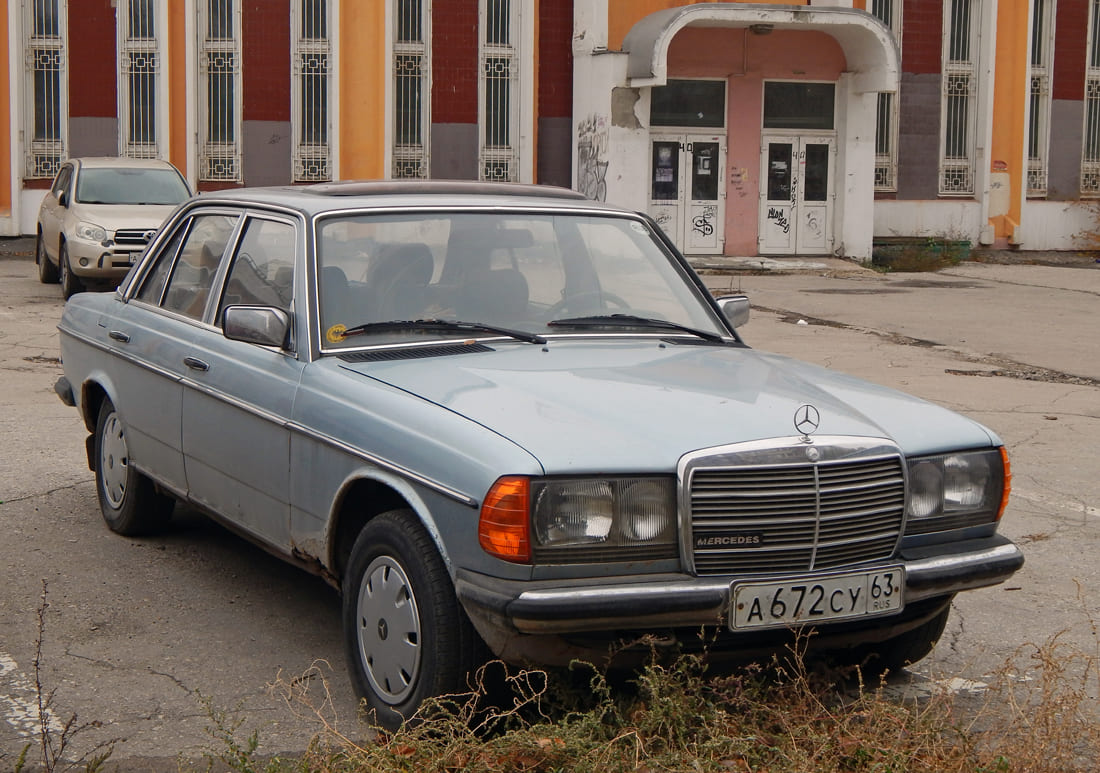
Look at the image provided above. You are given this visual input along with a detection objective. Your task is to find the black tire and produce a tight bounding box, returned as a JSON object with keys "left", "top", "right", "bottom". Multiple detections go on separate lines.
{"left": 343, "top": 510, "right": 487, "bottom": 730}
{"left": 59, "top": 241, "right": 85, "bottom": 299}
{"left": 36, "top": 233, "right": 59, "bottom": 284}
{"left": 853, "top": 601, "right": 952, "bottom": 677}
{"left": 94, "top": 398, "right": 174, "bottom": 536}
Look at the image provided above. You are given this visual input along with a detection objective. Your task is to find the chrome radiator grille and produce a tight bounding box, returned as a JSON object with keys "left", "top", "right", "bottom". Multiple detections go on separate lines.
{"left": 689, "top": 453, "right": 905, "bottom": 576}
{"left": 114, "top": 228, "right": 154, "bottom": 246}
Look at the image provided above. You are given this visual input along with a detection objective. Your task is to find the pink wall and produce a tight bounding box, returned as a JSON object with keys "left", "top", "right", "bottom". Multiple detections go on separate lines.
{"left": 667, "top": 28, "right": 846, "bottom": 255}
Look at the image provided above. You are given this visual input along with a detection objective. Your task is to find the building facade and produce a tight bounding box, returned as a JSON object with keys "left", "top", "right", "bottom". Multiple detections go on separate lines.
{"left": 3, "top": 0, "right": 1098, "bottom": 257}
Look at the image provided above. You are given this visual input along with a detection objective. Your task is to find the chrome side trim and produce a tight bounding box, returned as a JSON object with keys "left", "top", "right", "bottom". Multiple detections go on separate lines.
{"left": 179, "top": 376, "right": 477, "bottom": 506}
{"left": 286, "top": 420, "right": 480, "bottom": 508}
{"left": 61, "top": 325, "right": 477, "bottom": 507}
{"left": 58, "top": 326, "right": 182, "bottom": 383}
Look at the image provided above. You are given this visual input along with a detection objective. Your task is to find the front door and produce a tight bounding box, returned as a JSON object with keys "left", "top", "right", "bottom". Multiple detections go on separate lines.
{"left": 648, "top": 134, "right": 726, "bottom": 255}
{"left": 758, "top": 135, "right": 835, "bottom": 255}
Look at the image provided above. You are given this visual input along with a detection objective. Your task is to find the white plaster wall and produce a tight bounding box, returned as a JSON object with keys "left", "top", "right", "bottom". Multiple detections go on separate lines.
{"left": 19, "top": 190, "right": 47, "bottom": 236}
{"left": 1020, "top": 201, "right": 1098, "bottom": 250}
{"left": 834, "top": 74, "right": 878, "bottom": 261}
{"left": 874, "top": 200, "right": 984, "bottom": 243}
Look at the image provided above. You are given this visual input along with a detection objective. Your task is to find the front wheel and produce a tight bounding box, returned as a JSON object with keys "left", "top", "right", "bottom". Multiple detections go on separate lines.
{"left": 36, "top": 234, "right": 59, "bottom": 284}
{"left": 59, "top": 242, "right": 85, "bottom": 299}
{"left": 343, "top": 510, "right": 486, "bottom": 730}
{"left": 848, "top": 600, "right": 952, "bottom": 677}
{"left": 94, "top": 398, "right": 174, "bottom": 536}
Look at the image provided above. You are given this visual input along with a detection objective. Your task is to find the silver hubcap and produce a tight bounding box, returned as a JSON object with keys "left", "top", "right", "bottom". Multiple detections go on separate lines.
{"left": 99, "top": 411, "right": 128, "bottom": 509}
{"left": 357, "top": 555, "right": 422, "bottom": 704}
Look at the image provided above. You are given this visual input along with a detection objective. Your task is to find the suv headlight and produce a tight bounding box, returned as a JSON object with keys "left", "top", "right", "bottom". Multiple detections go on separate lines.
{"left": 905, "top": 448, "right": 1010, "bottom": 534}
{"left": 478, "top": 476, "right": 677, "bottom": 564}
{"left": 75, "top": 221, "right": 108, "bottom": 242}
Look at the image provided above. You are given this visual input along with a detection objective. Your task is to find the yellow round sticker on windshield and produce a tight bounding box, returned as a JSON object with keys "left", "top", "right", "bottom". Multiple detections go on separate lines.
{"left": 326, "top": 324, "right": 347, "bottom": 343}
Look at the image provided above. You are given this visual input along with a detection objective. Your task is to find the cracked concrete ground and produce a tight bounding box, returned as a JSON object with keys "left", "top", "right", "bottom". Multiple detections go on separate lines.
{"left": 1, "top": 239, "right": 1097, "bottom": 766}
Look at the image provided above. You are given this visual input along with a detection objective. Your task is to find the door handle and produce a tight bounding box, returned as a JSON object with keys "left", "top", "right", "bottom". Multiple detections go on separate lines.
{"left": 184, "top": 357, "right": 210, "bottom": 372}
{"left": 108, "top": 330, "right": 131, "bottom": 343}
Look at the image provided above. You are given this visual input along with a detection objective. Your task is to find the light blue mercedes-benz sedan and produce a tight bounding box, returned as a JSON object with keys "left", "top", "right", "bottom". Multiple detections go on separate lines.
{"left": 55, "top": 180, "right": 1023, "bottom": 729}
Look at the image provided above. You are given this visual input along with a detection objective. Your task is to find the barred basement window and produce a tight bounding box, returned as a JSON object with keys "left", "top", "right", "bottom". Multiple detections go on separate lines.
{"left": 393, "top": 0, "right": 430, "bottom": 178}
{"left": 292, "top": 0, "right": 332, "bottom": 181}
{"left": 198, "top": 0, "right": 241, "bottom": 182}
{"left": 940, "top": 0, "right": 978, "bottom": 196}
{"left": 24, "top": 0, "right": 66, "bottom": 179}
{"left": 1028, "top": 0, "right": 1055, "bottom": 197}
{"left": 119, "top": 0, "right": 160, "bottom": 159}
{"left": 871, "top": 0, "right": 901, "bottom": 191}
{"left": 1083, "top": 0, "right": 1100, "bottom": 195}
{"left": 479, "top": 0, "right": 520, "bottom": 182}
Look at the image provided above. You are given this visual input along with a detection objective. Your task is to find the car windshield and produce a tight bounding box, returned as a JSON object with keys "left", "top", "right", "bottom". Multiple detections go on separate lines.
{"left": 75, "top": 167, "right": 190, "bottom": 206}
{"left": 314, "top": 211, "right": 729, "bottom": 349}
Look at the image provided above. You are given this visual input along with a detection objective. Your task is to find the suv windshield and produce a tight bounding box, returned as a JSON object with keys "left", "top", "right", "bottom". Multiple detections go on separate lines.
{"left": 315, "top": 211, "right": 728, "bottom": 348}
{"left": 75, "top": 167, "right": 191, "bottom": 206}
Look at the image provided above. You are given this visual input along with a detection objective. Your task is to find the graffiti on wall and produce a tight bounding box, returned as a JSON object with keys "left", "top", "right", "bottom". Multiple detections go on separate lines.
{"left": 692, "top": 205, "right": 717, "bottom": 237}
{"left": 577, "top": 114, "right": 609, "bottom": 201}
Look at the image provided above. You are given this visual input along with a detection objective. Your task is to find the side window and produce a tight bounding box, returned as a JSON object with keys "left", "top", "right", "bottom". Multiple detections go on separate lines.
{"left": 217, "top": 218, "right": 296, "bottom": 322}
{"left": 160, "top": 213, "right": 239, "bottom": 319}
{"left": 52, "top": 165, "right": 72, "bottom": 198}
{"left": 135, "top": 224, "right": 187, "bottom": 305}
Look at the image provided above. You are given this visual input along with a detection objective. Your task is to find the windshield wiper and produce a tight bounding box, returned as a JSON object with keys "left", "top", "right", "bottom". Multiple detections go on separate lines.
{"left": 547, "top": 314, "right": 726, "bottom": 343}
{"left": 337, "top": 318, "right": 546, "bottom": 345}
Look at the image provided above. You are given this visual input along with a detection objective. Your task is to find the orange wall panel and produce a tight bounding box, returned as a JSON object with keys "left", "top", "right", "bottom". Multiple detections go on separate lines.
{"left": 339, "top": 0, "right": 386, "bottom": 179}
{"left": 608, "top": 0, "right": 808, "bottom": 51}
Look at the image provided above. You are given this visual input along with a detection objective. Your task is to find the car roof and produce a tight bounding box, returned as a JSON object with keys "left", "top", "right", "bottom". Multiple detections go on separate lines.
{"left": 188, "top": 180, "right": 634, "bottom": 218}
{"left": 69, "top": 156, "right": 182, "bottom": 171}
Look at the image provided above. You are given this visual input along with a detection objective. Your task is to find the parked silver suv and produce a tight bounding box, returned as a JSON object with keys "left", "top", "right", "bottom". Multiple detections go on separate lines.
{"left": 36, "top": 156, "right": 191, "bottom": 298}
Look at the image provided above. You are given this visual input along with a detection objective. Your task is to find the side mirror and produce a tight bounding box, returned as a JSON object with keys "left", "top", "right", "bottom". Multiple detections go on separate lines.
{"left": 716, "top": 295, "right": 750, "bottom": 329}
{"left": 223, "top": 305, "right": 290, "bottom": 348}
{"left": 58, "top": 190, "right": 69, "bottom": 208}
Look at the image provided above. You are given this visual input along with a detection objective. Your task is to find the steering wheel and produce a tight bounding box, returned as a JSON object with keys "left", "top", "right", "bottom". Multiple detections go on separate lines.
{"left": 545, "top": 290, "right": 629, "bottom": 318}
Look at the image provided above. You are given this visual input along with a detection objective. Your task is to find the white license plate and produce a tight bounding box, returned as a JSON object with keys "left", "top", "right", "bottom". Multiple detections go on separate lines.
{"left": 730, "top": 567, "right": 904, "bottom": 630}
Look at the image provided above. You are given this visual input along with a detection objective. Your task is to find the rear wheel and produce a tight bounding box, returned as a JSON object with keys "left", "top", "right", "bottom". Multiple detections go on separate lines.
{"left": 36, "top": 234, "right": 59, "bottom": 284}
{"left": 59, "top": 242, "right": 85, "bottom": 299}
{"left": 343, "top": 510, "right": 487, "bottom": 730}
{"left": 94, "top": 398, "right": 174, "bottom": 536}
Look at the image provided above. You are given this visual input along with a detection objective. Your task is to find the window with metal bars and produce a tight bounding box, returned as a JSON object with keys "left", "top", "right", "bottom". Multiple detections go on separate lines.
{"left": 119, "top": 0, "right": 160, "bottom": 159}
{"left": 871, "top": 0, "right": 901, "bottom": 192}
{"left": 1083, "top": 0, "right": 1100, "bottom": 195}
{"left": 479, "top": 0, "right": 520, "bottom": 182}
{"left": 24, "top": 0, "right": 66, "bottom": 179}
{"left": 1028, "top": 0, "right": 1055, "bottom": 197}
{"left": 940, "top": 0, "right": 978, "bottom": 196}
{"left": 393, "top": 0, "right": 430, "bottom": 178}
{"left": 198, "top": 0, "right": 241, "bottom": 182}
{"left": 292, "top": 0, "right": 332, "bottom": 181}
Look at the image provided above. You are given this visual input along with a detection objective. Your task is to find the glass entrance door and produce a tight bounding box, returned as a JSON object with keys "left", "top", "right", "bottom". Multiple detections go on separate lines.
{"left": 648, "top": 134, "right": 725, "bottom": 255}
{"left": 759, "top": 135, "right": 834, "bottom": 255}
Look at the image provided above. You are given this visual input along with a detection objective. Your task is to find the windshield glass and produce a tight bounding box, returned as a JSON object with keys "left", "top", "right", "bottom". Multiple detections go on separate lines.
{"left": 75, "top": 167, "right": 191, "bottom": 205}
{"left": 315, "top": 211, "right": 727, "bottom": 349}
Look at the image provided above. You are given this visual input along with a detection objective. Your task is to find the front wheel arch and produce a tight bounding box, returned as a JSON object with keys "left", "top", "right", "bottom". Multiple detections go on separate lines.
{"left": 328, "top": 474, "right": 452, "bottom": 584}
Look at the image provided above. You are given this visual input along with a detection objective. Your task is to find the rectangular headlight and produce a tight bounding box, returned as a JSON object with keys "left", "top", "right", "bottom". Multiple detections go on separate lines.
{"left": 532, "top": 477, "right": 678, "bottom": 562}
{"left": 905, "top": 448, "right": 1008, "bottom": 534}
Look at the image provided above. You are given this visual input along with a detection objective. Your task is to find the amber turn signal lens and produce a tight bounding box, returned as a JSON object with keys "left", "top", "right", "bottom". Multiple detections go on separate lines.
{"left": 479, "top": 476, "right": 531, "bottom": 563}
{"left": 997, "top": 446, "right": 1012, "bottom": 520}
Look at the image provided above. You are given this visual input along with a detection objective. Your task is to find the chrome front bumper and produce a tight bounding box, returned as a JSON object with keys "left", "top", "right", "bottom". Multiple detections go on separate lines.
{"left": 456, "top": 535, "right": 1023, "bottom": 636}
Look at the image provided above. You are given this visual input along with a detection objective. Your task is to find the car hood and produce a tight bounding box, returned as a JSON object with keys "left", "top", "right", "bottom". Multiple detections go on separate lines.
{"left": 71, "top": 202, "right": 179, "bottom": 230}
{"left": 339, "top": 339, "right": 998, "bottom": 473}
